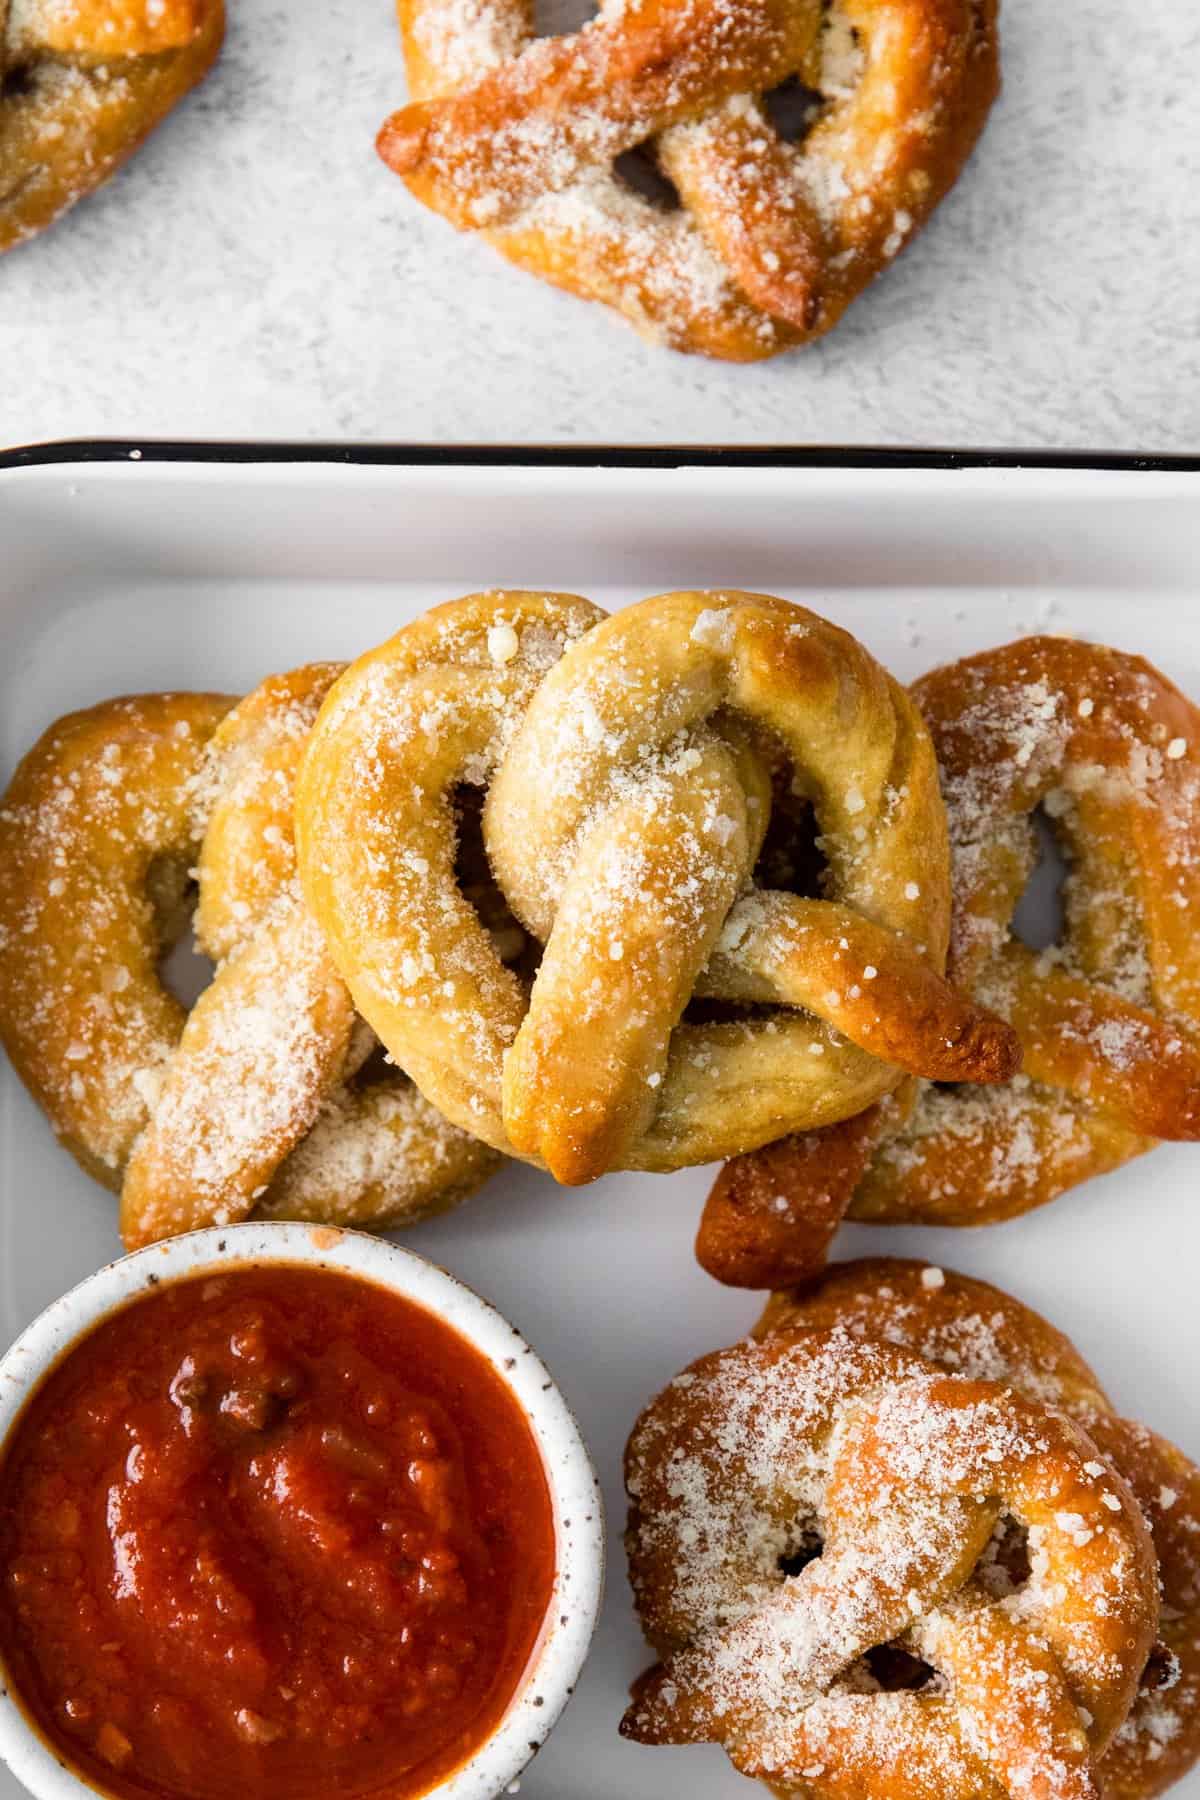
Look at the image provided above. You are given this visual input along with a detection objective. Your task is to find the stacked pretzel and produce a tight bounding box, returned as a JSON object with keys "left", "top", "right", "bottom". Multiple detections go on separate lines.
{"left": 5, "top": 596, "right": 1200, "bottom": 1274}
{"left": 700, "top": 638, "right": 1200, "bottom": 1287}
{"left": 624, "top": 1257, "right": 1200, "bottom": 1800}
{"left": 293, "top": 589, "right": 1018, "bottom": 1180}
{"left": 0, "top": 0, "right": 223, "bottom": 256}
{"left": 0, "top": 588, "right": 1024, "bottom": 1245}
{"left": 0, "top": 669, "right": 500, "bottom": 1250}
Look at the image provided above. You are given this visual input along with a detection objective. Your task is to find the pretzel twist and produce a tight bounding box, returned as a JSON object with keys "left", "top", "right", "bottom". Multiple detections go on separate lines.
{"left": 622, "top": 1321, "right": 1159, "bottom": 1800}
{"left": 0, "top": 680, "right": 499, "bottom": 1248}
{"left": 698, "top": 638, "right": 1200, "bottom": 1285}
{"left": 756, "top": 1259, "right": 1200, "bottom": 1800}
{"left": 379, "top": 0, "right": 998, "bottom": 359}
{"left": 121, "top": 665, "right": 359, "bottom": 1245}
{"left": 295, "top": 589, "right": 1018, "bottom": 1183}
{"left": 1, "top": 0, "right": 223, "bottom": 255}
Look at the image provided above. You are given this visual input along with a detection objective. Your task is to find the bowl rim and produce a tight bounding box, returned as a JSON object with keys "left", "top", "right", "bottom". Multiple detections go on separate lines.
{"left": 0, "top": 1222, "right": 605, "bottom": 1800}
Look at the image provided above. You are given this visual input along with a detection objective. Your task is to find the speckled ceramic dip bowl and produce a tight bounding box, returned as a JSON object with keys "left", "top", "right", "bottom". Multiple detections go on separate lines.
{"left": 0, "top": 1223, "right": 604, "bottom": 1800}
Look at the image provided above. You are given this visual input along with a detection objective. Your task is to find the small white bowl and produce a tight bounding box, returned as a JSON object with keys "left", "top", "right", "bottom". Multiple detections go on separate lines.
{"left": 0, "top": 1223, "right": 604, "bottom": 1800}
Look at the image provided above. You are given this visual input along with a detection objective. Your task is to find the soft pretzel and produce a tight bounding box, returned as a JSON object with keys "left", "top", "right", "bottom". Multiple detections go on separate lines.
{"left": 379, "top": 0, "right": 998, "bottom": 359}
{"left": 295, "top": 589, "right": 1018, "bottom": 1184}
{"left": 1, "top": 0, "right": 223, "bottom": 256}
{"left": 119, "top": 665, "right": 501, "bottom": 1247}
{"left": 0, "top": 691, "right": 235, "bottom": 1185}
{"left": 698, "top": 638, "right": 1200, "bottom": 1285}
{"left": 0, "top": 681, "right": 500, "bottom": 1246}
{"left": 622, "top": 1304, "right": 1159, "bottom": 1800}
{"left": 756, "top": 1259, "right": 1200, "bottom": 1800}
{"left": 120, "top": 665, "right": 358, "bottom": 1245}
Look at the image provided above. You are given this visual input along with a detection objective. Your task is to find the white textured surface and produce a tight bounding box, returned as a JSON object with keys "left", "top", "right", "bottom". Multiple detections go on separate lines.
{"left": 2, "top": 0, "right": 1199, "bottom": 451}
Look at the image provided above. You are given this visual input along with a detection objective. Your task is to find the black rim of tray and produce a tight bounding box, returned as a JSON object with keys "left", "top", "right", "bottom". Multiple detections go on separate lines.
{"left": 1, "top": 440, "right": 1198, "bottom": 472}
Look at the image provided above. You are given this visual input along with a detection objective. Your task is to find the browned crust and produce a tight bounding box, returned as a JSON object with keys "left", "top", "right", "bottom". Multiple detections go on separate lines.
{"left": 696, "top": 1101, "right": 887, "bottom": 1287}
{"left": 0, "top": 676, "right": 501, "bottom": 1245}
{"left": 381, "top": 0, "right": 999, "bottom": 360}
{"left": 622, "top": 1262, "right": 1163, "bottom": 1797}
{"left": 0, "top": 691, "right": 236, "bottom": 1180}
{"left": 296, "top": 590, "right": 1014, "bottom": 1179}
{"left": 0, "top": 0, "right": 224, "bottom": 257}
{"left": 699, "top": 636, "right": 1200, "bottom": 1284}
{"left": 754, "top": 1259, "right": 1200, "bottom": 1800}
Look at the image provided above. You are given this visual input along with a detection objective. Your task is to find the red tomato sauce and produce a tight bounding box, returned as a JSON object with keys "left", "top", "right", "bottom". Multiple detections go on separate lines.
{"left": 0, "top": 1265, "right": 557, "bottom": 1800}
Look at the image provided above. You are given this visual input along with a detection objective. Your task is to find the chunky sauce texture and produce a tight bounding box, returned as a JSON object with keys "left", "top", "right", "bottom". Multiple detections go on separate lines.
{"left": 0, "top": 1266, "right": 556, "bottom": 1800}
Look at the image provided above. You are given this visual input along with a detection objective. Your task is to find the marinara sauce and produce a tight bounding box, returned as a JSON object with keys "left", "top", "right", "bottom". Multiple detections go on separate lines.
{"left": 0, "top": 1265, "right": 557, "bottom": 1800}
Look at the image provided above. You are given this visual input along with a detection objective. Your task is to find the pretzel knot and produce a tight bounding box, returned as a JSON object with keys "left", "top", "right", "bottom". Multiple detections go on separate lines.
{"left": 0, "top": 677, "right": 498, "bottom": 1250}
{"left": 1, "top": 0, "right": 223, "bottom": 255}
{"left": 378, "top": 0, "right": 999, "bottom": 359}
{"left": 756, "top": 1259, "right": 1200, "bottom": 1800}
{"left": 296, "top": 589, "right": 1018, "bottom": 1183}
{"left": 622, "top": 1328, "right": 1159, "bottom": 1800}
{"left": 698, "top": 636, "right": 1200, "bottom": 1286}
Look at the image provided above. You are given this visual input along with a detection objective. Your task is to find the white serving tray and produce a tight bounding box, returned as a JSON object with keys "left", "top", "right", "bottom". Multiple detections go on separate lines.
{"left": 2, "top": 448, "right": 1199, "bottom": 1800}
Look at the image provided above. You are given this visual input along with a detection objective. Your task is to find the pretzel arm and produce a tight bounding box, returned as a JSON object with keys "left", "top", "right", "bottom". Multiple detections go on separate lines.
{"left": 488, "top": 188, "right": 796, "bottom": 359}
{"left": 662, "top": 96, "right": 832, "bottom": 332}
{"left": 728, "top": 1689, "right": 996, "bottom": 1798}
{"left": 626, "top": 1495, "right": 992, "bottom": 1747}
{"left": 257, "top": 1076, "right": 502, "bottom": 1230}
{"left": 9, "top": 0, "right": 212, "bottom": 57}
{"left": 378, "top": 0, "right": 802, "bottom": 228}
{"left": 916, "top": 1603, "right": 1097, "bottom": 1800}
{"left": 663, "top": 0, "right": 999, "bottom": 331}
{"left": 503, "top": 739, "right": 758, "bottom": 1182}
{"left": 699, "top": 892, "right": 1020, "bottom": 1082}
{"left": 998, "top": 947, "right": 1200, "bottom": 1139}
{"left": 120, "top": 904, "right": 356, "bottom": 1249}
{"left": 397, "top": 0, "right": 533, "bottom": 100}
{"left": 848, "top": 1080, "right": 1151, "bottom": 1228}
{"left": 696, "top": 1098, "right": 892, "bottom": 1287}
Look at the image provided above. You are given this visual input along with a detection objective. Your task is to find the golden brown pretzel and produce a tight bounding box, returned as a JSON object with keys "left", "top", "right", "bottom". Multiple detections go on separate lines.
{"left": 378, "top": 0, "right": 998, "bottom": 360}
{"left": 296, "top": 589, "right": 1017, "bottom": 1184}
{"left": 622, "top": 1303, "right": 1159, "bottom": 1800}
{"left": 120, "top": 665, "right": 359, "bottom": 1245}
{"left": 119, "top": 664, "right": 502, "bottom": 1247}
{"left": 756, "top": 1259, "right": 1200, "bottom": 1800}
{"left": 1, "top": 0, "right": 223, "bottom": 256}
{"left": 698, "top": 638, "right": 1200, "bottom": 1286}
{"left": 0, "top": 691, "right": 236, "bottom": 1184}
{"left": 0, "top": 680, "right": 500, "bottom": 1245}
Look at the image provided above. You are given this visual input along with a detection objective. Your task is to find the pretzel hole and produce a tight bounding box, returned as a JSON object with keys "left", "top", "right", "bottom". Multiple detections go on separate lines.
{"left": 977, "top": 1515, "right": 1032, "bottom": 1597}
{"left": 532, "top": 0, "right": 597, "bottom": 35}
{"left": 1011, "top": 807, "right": 1068, "bottom": 953}
{"left": 454, "top": 787, "right": 536, "bottom": 976}
{"left": 1, "top": 64, "right": 37, "bottom": 99}
{"left": 754, "top": 788, "right": 829, "bottom": 899}
{"left": 612, "top": 144, "right": 681, "bottom": 213}
{"left": 160, "top": 923, "right": 214, "bottom": 1010}
{"left": 861, "top": 1644, "right": 936, "bottom": 1692}
{"left": 148, "top": 856, "right": 211, "bottom": 1007}
{"left": 1140, "top": 1642, "right": 1180, "bottom": 1694}
{"left": 777, "top": 1531, "right": 823, "bottom": 1580}
{"left": 762, "top": 76, "right": 825, "bottom": 146}
{"left": 349, "top": 1039, "right": 396, "bottom": 1088}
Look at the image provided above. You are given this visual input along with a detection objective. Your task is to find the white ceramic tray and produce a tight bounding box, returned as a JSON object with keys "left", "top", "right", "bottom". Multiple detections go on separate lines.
{"left": 2, "top": 448, "right": 1199, "bottom": 1800}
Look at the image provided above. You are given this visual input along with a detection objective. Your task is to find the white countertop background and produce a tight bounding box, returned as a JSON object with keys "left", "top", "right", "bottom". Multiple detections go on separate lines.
{"left": 1, "top": 0, "right": 1198, "bottom": 451}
